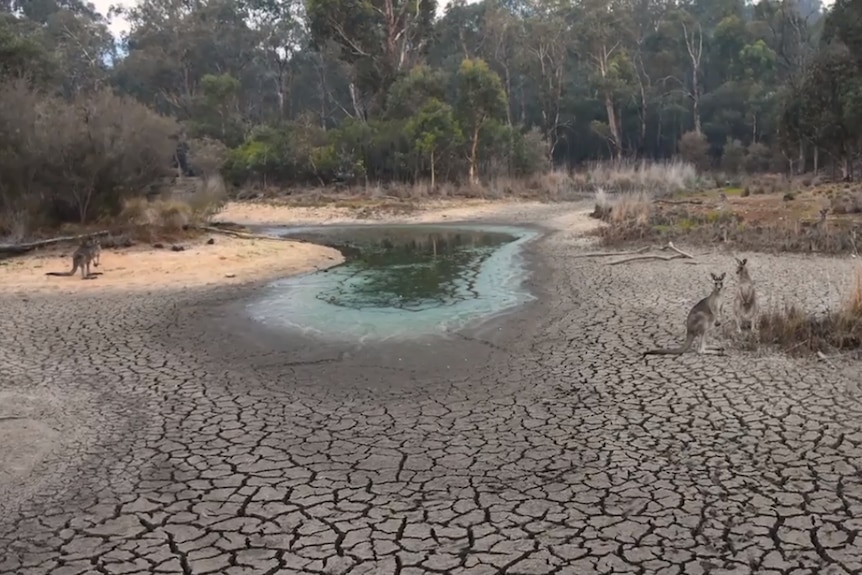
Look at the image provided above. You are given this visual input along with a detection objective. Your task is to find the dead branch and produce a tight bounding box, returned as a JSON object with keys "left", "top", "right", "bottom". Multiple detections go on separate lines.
{"left": 662, "top": 241, "right": 695, "bottom": 259}
{"left": 608, "top": 253, "right": 689, "bottom": 266}
{"left": 606, "top": 241, "right": 696, "bottom": 266}
{"left": 0, "top": 230, "right": 110, "bottom": 256}
{"left": 197, "top": 225, "right": 300, "bottom": 242}
{"left": 653, "top": 199, "right": 703, "bottom": 205}
{"left": 570, "top": 246, "right": 651, "bottom": 259}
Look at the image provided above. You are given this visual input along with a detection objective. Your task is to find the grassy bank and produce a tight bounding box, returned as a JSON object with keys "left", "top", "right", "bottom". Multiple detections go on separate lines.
{"left": 593, "top": 174, "right": 862, "bottom": 256}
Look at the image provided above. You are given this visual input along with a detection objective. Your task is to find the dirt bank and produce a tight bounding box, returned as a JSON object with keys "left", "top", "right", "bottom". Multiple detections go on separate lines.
{"left": 0, "top": 234, "right": 344, "bottom": 295}
{"left": 217, "top": 198, "right": 583, "bottom": 227}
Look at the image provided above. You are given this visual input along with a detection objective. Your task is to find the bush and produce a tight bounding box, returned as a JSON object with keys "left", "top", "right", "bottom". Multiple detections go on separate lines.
{"left": 511, "top": 127, "right": 548, "bottom": 177}
{"left": 0, "top": 81, "right": 178, "bottom": 227}
{"left": 187, "top": 137, "right": 229, "bottom": 177}
{"left": 678, "top": 131, "right": 711, "bottom": 172}
{"left": 745, "top": 142, "right": 772, "bottom": 173}
{"left": 721, "top": 139, "right": 746, "bottom": 174}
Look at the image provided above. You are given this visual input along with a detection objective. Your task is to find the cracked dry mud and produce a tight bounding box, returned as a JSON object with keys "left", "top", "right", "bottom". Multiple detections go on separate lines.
{"left": 2, "top": 208, "right": 862, "bottom": 575}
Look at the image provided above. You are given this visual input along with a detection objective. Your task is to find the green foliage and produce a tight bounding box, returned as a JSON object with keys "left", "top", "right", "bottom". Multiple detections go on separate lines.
{"left": 5, "top": 0, "right": 862, "bottom": 217}
{"left": 405, "top": 98, "right": 462, "bottom": 184}
{"left": 305, "top": 0, "right": 436, "bottom": 113}
{"left": 455, "top": 58, "right": 507, "bottom": 182}
{"left": 0, "top": 13, "right": 54, "bottom": 83}
{"left": 385, "top": 65, "right": 450, "bottom": 120}
{"left": 455, "top": 58, "right": 508, "bottom": 133}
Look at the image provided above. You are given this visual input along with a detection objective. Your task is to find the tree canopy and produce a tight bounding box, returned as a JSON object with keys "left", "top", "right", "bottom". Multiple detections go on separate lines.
{"left": 2, "top": 0, "right": 862, "bottom": 219}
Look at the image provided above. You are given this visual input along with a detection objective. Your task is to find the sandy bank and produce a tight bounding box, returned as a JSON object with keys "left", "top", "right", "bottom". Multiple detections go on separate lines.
{"left": 0, "top": 234, "right": 343, "bottom": 295}
{"left": 217, "top": 198, "right": 558, "bottom": 227}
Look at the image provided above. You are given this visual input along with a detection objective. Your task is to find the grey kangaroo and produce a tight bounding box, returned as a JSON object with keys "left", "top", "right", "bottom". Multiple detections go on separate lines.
{"left": 642, "top": 272, "right": 726, "bottom": 357}
{"left": 733, "top": 257, "right": 758, "bottom": 332}
{"left": 46, "top": 237, "right": 102, "bottom": 280}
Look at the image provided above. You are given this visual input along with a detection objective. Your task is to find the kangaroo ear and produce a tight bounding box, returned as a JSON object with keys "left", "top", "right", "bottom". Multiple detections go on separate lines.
{"left": 719, "top": 272, "right": 726, "bottom": 280}
{"left": 741, "top": 258, "right": 747, "bottom": 265}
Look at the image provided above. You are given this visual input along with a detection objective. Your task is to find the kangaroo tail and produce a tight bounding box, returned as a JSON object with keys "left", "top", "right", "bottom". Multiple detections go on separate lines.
{"left": 642, "top": 332, "right": 694, "bottom": 358}
{"left": 45, "top": 258, "right": 79, "bottom": 277}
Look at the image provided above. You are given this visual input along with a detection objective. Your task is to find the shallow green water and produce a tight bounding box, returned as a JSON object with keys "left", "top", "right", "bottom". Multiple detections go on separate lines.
{"left": 248, "top": 224, "right": 537, "bottom": 342}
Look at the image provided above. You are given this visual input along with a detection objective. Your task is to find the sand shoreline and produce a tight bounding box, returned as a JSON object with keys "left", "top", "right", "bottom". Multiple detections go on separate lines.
{"left": 0, "top": 234, "right": 343, "bottom": 296}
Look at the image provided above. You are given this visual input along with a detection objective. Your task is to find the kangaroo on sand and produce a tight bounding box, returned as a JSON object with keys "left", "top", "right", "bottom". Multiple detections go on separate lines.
{"left": 642, "top": 272, "right": 726, "bottom": 357}
{"left": 45, "top": 237, "right": 102, "bottom": 280}
{"left": 733, "top": 257, "right": 758, "bottom": 332}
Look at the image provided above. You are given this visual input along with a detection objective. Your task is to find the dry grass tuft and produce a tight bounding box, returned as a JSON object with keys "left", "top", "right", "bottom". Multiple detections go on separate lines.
{"left": 849, "top": 266, "right": 862, "bottom": 316}
{"left": 756, "top": 268, "right": 862, "bottom": 356}
{"left": 239, "top": 161, "right": 699, "bottom": 204}
{"left": 586, "top": 159, "right": 698, "bottom": 197}
{"left": 594, "top": 197, "right": 862, "bottom": 256}
{"left": 118, "top": 176, "right": 228, "bottom": 241}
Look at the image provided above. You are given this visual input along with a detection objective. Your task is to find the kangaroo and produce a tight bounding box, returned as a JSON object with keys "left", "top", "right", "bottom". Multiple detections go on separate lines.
{"left": 733, "top": 257, "right": 758, "bottom": 333}
{"left": 642, "top": 272, "right": 726, "bottom": 357}
{"left": 46, "top": 237, "right": 102, "bottom": 280}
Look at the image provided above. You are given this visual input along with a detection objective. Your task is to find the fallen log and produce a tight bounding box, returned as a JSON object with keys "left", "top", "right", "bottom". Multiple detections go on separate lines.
{"left": 196, "top": 225, "right": 303, "bottom": 243}
{"left": 606, "top": 241, "right": 696, "bottom": 266}
{"left": 0, "top": 230, "right": 110, "bottom": 256}
{"left": 570, "top": 246, "right": 651, "bottom": 259}
{"left": 654, "top": 199, "right": 704, "bottom": 205}
{"left": 608, "top": 253, "right": 688, "bottom": 266}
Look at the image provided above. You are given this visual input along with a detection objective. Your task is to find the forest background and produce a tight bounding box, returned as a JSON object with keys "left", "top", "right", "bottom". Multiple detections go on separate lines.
{"left": 1, "top": 0, "right": 861, "bottom": 233}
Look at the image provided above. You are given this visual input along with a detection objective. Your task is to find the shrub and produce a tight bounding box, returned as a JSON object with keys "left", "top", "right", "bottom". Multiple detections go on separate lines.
{"left": 745, "top": 142, "right": 772, "bottom": 173}
{"left": 678, "top": 131, "right": 711, "bottom": 172}
{"left": 187, "top": 137, "right": 229, "bottom": 177}
{"left": 721, "top": 139, "right": 746, "bottom": 174}
{"left": 0, "top": 82, "right": 178, "bottom": 226}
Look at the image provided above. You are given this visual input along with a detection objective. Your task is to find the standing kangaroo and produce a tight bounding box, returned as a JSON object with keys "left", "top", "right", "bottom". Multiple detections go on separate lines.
{"left": 642, "top": 272, "right": 726, "bottom": 357}
{"left": 733, "top": 257, "right": 758, "bottom": 333}
{"left": 45, "top": 237, "right": 102, "bottom": 280}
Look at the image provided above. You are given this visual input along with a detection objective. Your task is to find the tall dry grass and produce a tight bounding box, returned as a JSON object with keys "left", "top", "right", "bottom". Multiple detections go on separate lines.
{"left": 585, "top": 159, "right": 698, "bottom": 197}
{"left": 119, "top": 175, "right": 228, "bottom": 238}
{"left": 757, "top": 266, "right": 862, "bottom": 356}
{"left": 238, "top": 160, "right": 700, "bottom": 204}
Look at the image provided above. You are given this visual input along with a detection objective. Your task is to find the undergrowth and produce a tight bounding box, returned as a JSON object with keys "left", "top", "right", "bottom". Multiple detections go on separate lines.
{"left": 756, "top": 268, "right": 862, "bottom": 356}
{"left": 237, "top": 159, "right": 700, "bottom": 205}
{"left": 593, "top": 188, "right": 862, "bottom": 256}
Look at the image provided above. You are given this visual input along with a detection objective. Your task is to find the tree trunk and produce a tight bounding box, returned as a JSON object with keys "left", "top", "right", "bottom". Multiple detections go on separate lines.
{"left": 597, "top": 47, "right": 622, "bottom": 160}
{"left": 469, "top": 125, "right": 481, "bottom": 185}
{"left": 603, "top": 92, "right": 622, "bottom": 160}
{"left": 430, "top": 149, "right": 436, "bottom": 189}
{"left": 813, "top": 145, "right": 819, "bottom": 175}
{"left": 692, "top": 85, "right": 702, "bottom": 136}
{"left": 683, "top": 22, "right": 704, "bottom": 135}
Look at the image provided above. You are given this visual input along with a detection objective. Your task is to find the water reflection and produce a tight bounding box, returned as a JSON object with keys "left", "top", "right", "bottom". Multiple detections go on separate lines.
{"left": 249, "top": 224, "right": 536, "bottom": 342}
{"left": 289, "top": 227, "right": 517, "bottom": 312}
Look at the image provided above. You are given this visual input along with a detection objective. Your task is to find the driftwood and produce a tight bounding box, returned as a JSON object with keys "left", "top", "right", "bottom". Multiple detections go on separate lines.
{"left": 653, "top": 199, "right": 704, "bottom": 206}
{"left": 197, "top": 225, "right": 303, "bottom": 243}
{"left": 0, "top": 230, "right": 110, "bottom": 256}
{"left": 570, "top": 241, "right": 697, "bottom": 267}
{"left": 570, "top": 246, "right": 651, "bottom": 259}
{"left": 607, "top": 242, "right": 696, "bottom": 266}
